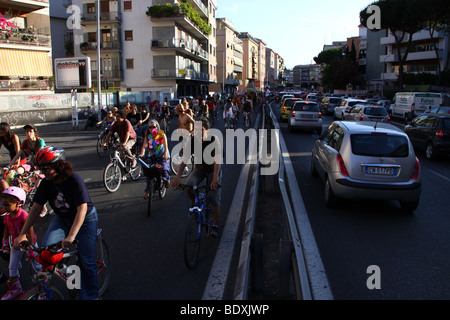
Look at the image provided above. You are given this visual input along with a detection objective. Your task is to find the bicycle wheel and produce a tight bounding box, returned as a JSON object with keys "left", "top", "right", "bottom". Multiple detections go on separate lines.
{"left": 184, "top": 213, "right": 201, "bottom": 269}
{"left": 22, "top": 286, "right": 65, "bottom": 300}
{"left": 129, "top": 162, "right": 141, "bottom": 181}
{"left": 170, "top": 154, "right": 193, "bottom": 178}
{"left": 103, "top": 162, "right": 122, "bottom": 193}
{"left": 159, "top": 178, "right": 167, "bottom": 199}
{"left": 95, "top": 236, "right": 111, "bottom": 296}
{"left": 147, "top": 179, "right": 153, "bottom": 217}
{"left": 96, "top": 138, "right": 106, "bottom": 158}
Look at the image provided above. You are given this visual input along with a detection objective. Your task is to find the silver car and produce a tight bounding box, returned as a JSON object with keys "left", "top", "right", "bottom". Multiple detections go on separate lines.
{"left": 288, "top": 101, "right": 322, "bottom": 133}
{"left": 310, "top": 121, "right": 421, "bottom": 213}
{"left": 345, "top": 104, "right": 390, "bottom": 122}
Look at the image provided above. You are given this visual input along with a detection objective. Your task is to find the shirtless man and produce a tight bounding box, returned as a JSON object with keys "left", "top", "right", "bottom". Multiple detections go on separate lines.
{"left": 177, "top": 100, "right": 195, "bottom": 135}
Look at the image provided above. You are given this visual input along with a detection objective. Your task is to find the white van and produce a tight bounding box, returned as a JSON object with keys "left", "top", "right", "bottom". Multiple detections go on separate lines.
{"left": 391, "top": 92, "right": 442, "bottom": 121}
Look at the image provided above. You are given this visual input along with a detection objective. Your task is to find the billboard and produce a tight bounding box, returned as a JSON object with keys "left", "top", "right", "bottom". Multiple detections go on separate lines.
{"left": 55, "top": 57, "right": 92, "bottom": 89}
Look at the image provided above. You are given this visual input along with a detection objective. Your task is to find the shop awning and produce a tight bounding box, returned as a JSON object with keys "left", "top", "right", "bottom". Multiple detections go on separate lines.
{"left": 0, "top": 48, "right": 52, "bottom": 77}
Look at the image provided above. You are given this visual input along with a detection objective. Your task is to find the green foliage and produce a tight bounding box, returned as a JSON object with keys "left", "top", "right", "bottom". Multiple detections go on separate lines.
{"left": 146, "top": 2, "right": 211, "bottom": 36}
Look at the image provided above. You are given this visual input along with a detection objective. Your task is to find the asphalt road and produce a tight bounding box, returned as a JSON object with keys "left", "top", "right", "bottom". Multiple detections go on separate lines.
{"left": 0, "top": 113, "right": 254, "bottom": 300}
{"left": 272, "top": 102, "right": 450, "bottom": 300}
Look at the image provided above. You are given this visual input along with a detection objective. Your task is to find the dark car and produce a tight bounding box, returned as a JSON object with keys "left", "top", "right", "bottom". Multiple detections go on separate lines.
{"left": 320, "top": 97, "right": 342, "bottom": 115}
{"left": 403, "top": 113, "right": 450, "bottom": 160}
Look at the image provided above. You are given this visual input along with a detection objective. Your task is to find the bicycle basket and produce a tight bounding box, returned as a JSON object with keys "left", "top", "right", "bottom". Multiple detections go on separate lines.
{"left": 37, "top": 250, "right": 64, "bottom": 271}
{"left": 142, "top": 164, "right": 163, "bottom": 179}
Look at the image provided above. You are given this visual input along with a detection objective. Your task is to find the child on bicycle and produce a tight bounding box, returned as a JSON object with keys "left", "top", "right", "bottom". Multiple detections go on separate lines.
{"left": 138, "top": 119, "right": 170, "bottom": 199}
{"left": 1, "top": 186, "right": 41, "bottom": 300}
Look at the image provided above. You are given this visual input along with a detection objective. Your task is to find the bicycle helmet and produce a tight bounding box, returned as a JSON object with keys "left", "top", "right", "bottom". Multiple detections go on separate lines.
{"left": 34, "top": 146, "right": 65, "bottom": 166}
{"left": 1, "top": 186, "right": 26, "bottom": 206}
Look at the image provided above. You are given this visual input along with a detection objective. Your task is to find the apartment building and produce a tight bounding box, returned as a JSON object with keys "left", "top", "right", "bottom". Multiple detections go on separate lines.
{"left": 380, "top": 29, "right": 450, "bottom": 88}
{"left": 238, "top": 32, "right": 258, "bottom": 92}
{"left": 255, "top": 38, "right": 266, "bottom": 91}
{"left": 0, "top": 0, "right": 53, "bottom": 92}
{"left": 212, "top": 17, "right": 243, "bottom": 94}
{"left": 293, "top": 64, "right": 322, "bottom": 89}
{"left": 71, "top": 0, "right": 217, "bottom": 100}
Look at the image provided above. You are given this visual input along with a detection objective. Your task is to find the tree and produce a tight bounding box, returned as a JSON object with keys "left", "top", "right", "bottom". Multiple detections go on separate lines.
{"left": 360, "top": 0, "right": 423, "bottom": 89}
{"left": 314, "top": 48, "right": 361, "bottom": 92}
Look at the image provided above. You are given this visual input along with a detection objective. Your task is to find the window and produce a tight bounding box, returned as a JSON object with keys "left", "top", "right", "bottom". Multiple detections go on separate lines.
{"left": 351, "top": 134, "right": 409, "bottom": 157}
{"left": 125, "top": 59, "right": 134, "bottom": 69}
{"left": 124, "top": 1, "right": 132, "bottom": 11}
{"left": 125, "top": 30, "right": 133, "bottom": 41}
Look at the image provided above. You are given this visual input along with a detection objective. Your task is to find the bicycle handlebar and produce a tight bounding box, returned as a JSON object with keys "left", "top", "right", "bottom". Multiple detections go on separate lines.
{"left": 176, "top": 184, "right": 221, "bottom": 192}
{"left": 19, "top": 240, "right": 78, "bottom": 253}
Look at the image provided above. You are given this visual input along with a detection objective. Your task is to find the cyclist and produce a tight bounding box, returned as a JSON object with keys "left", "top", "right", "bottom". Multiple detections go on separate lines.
{"left": 171, "top": 117, "right": 223, "bottom": 239}
{"left": 223, "top": 99, "right": 236, "bottom": 129}
{"left": 96, "top": 109, "right": 116, "bottom": 128}
{"left": 13, "top": 146, "right": 99, "bottom": 300}
{"left": 103, "top": 110, "right": 138, "bottom": 168}
{"left": 241, "top": 96, "right": 253, "bottom": 127}
{"left": 0, "top": 122, "right": 25, "bottom": 168}
{"left": 198, "top": 100, "right": 209, "bottom": 119}
{"left": 177, "top": 102, "right": 195, "bottom": 135}
{"left": 1, "top": 186, "right": 41, "bottom": 300}
{"left": 138, "top": 119, "right": 170, "bottom": 199}
{"left": 207, "top": 97, "right": 216, "bottom": 123}
{"left": 7, "top": 124, "right": 45, "bottom": 171}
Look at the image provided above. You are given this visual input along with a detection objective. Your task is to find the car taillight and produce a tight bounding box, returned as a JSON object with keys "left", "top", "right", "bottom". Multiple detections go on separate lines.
{"left": 360, "top": 115, "right": 364, "bottom": 121}
{"left": 411, "top": 103, "right": 415, "bottom": 112}
{"left": 283, "top": 106, "right": 286, "bottom": 110}
{"left": 436, "top": 130, "right": 444, "bottom": 138}
{"left": 292, "top": 111, "right": 296, "bottom": 117}
{"left": 411, "top": 157, "right": 420, "bottom": 180}
{"left": 318, "top": 112, "right": 322, "bottom": 118}
{"left": 337, "top": 154, "right": 349, "bottom": 177}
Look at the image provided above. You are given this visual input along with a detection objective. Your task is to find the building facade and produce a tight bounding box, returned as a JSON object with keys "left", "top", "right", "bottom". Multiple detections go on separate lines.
{"left": 0, "top": 0, "right": 53, "bottom": 93}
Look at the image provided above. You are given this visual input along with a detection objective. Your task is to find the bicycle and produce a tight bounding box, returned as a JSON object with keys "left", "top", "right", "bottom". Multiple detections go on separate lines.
{"left": 170, "top": 153, "right": 194, "bottom": 178}
{"left": 17, "top": 229, "right": 111, "bottom": 300}
{"left": 2, "top": 167, "right": 51, "bottom": 216}
{"left": 176, "top": 184, "right": 218, "bottom": 269}
{"left": 160, "top": 114, "right": 170, "bottom": 134}
{"left": 138, "top": 156, "right": 167, "bottom": 217}
{"left": 103, "top": 137, "right": 142, "bottom": 193}
{"left": 242, "top": 111, "right": 251, "bottom": 128}
{"left": 96, "top": 124, "right": 114, "bottom": 158}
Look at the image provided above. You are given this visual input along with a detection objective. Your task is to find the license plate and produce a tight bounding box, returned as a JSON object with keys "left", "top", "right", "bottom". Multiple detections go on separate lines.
{"left": 365, "top": 166, "right": 397, "bottom": 176}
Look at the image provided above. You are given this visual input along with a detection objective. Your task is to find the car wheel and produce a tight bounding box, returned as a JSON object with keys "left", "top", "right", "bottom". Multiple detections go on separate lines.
{"left": 324, "top": 176, "right": 336, "bottom": 207}
{"left": 399, "top": 200, "right": 419, "bottom": 214}
{"left": 425, "top": 142, "right": 438, "bottom": 160}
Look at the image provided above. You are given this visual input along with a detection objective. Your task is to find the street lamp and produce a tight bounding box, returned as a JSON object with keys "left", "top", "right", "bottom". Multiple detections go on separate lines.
{"left": 97, "top": 0, "right": 102, "bottom": 119}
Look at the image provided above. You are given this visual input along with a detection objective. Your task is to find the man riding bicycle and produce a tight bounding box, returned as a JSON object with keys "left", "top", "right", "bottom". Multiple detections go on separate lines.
{"left": 241, "top": 96, "right": 253, "bottom": 127}
{"left": 171, "top": 117, "right": 222, "bottom": 239}
{"left": 102, "top": 110, "right": 138, "bottom": 168}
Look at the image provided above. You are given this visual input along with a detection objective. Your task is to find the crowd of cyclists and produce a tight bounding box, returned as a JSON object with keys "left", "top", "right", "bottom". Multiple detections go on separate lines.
{"left": 0, "top": 89, "right": 268, "bottom": 300}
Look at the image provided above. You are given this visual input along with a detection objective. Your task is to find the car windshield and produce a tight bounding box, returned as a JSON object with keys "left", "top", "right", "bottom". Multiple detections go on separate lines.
{"left": 330, "top": 98, "right": 341, "bottom": 103}
{"left": 294, "top": 103, "right": 318, "bottom": 111}
{"left": 284, "top": 99, "right": 298, "bottom": 107}
{"left": 350, "top": 134, "right": 409, "bottom": 157}
{"left": 364, "top": 107, "right": 388, "bottom": 116}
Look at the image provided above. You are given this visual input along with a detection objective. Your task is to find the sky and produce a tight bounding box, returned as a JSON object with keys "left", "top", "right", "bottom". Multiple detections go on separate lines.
{"left": 216, "top": 0, "right": 370, "bottom": 69}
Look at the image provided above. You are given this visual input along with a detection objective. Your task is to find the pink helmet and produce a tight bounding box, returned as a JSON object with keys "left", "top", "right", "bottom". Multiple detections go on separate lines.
{"left": 2, "top": 187, "right": 26, "bottom": 205}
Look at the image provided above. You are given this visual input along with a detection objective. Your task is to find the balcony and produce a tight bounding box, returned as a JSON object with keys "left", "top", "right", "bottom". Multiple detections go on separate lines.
{"left": 0, "top": 78, "right": 53, "bottom": 91}
{"left": 0, "top": 29, "right": 51, "bottom": 47}
{"left": 151, "top": 38, "right": 208, "bottom": 61}
{"left": 80, "top": 40, "right": 121, "bottom": 52}
{"left": 91, "top": 69, "right": 122, "bottom": 80}
{"left": 81, "top": 11, "right": 121, "bottom": 25}
{"left": 0, "top": 0, "right": 49, "bottom": 14}
{"left": 152, "top": 68, "right": 209, "bottom": 81}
